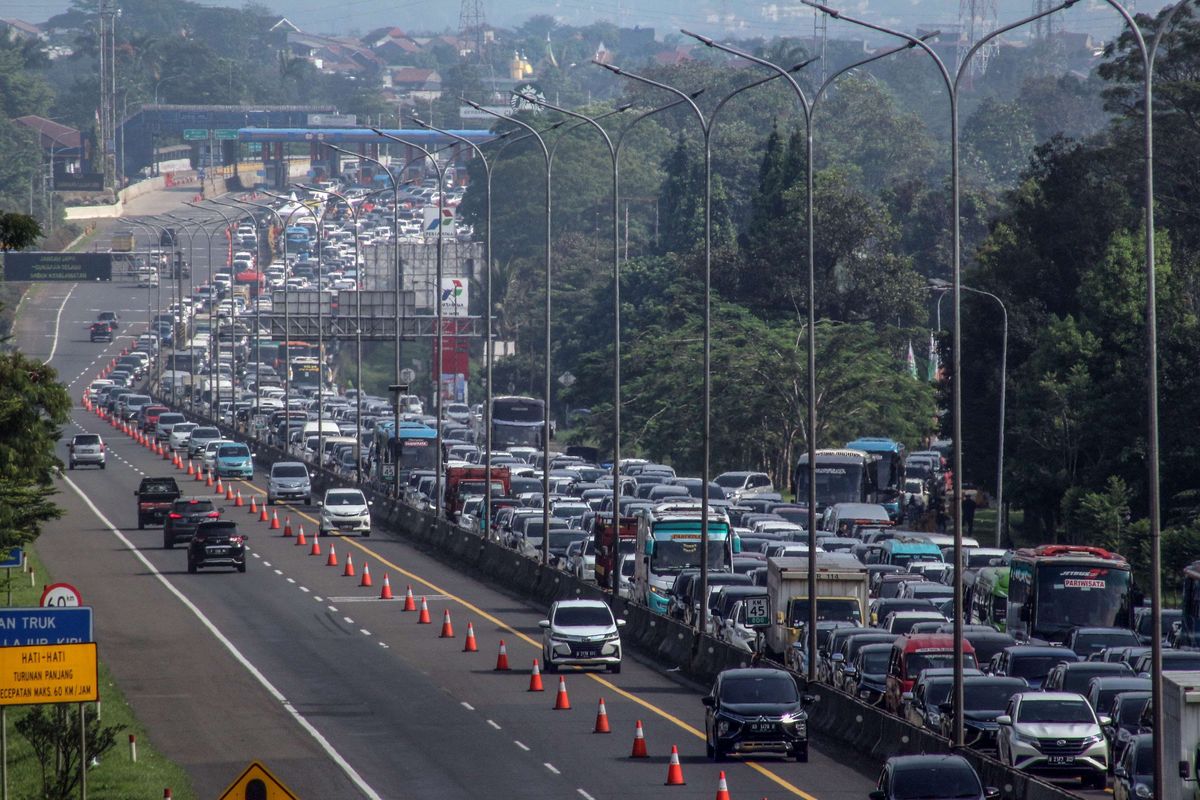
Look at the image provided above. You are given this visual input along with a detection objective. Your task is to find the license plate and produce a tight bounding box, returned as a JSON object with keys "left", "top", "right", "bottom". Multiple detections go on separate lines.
{"left": 750, "top": 722, "right": 777, "bottom": 733}
{"left": 575, "top": 650, "right": 598, "bottom": 658}
{"left": 206, "top": 546, "right": 229, "bottom": 555}
{"left": 338, "top": 522, "right": 356, "bottom": 530}
{"left": 1046, "top": 756, "right": 1075, "bottom": 766}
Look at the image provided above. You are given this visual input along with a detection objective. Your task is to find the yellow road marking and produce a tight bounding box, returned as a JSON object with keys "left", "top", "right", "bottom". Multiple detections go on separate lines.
{"left": 236, "top": 481, "right": 820, "bottom": 800}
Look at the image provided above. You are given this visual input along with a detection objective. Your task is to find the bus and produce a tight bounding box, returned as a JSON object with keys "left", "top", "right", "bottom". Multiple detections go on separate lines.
{"left": 490, "top": 396, "right": 546, "bottom": 450}
{"left": 235, "top": 270, "right": 266, "bottom": 298}
{"left": 969, "top": 566, "right": 1009, "bottom": 632}
{"left": 372, "top": 420, "right": 438, "bottom": 486}
{"left": 276, "top": 341, "right": 317, "bottom": 370}
{"left": 633, "top": 504, "right": 734, "bottom": 615}
{"left": 793, "top": 449, "right": 875, "bottom": 512}
{"left": 1007, "top": 545, "right": 1134, "bottom": 644}
{"left": 845, "top": 437, "right": 906, "bottom": 518}
{"left": 1178, "top": 561, "right": 1200, "bottom": 648}
{"left": 290, "top": 357, "right": 322, "bottom": 392}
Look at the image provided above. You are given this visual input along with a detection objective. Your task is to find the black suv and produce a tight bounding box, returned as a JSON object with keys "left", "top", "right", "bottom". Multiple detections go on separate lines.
{"left": 187, "top": 521, "right": 247, "bottom": 573}
{"left": 703, "top": 667, "right": 815, "bottom": 762}
{"left": 90, "top": 322, "right": 112, "bottom": 343}
{"left": 164, "top": 498, "right": 219, "bottom": 549}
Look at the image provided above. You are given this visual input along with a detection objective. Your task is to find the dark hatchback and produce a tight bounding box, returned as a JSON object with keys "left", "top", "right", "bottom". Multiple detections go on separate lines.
{"left": 872, "top": 754, "right": 998, "bottom": 800}
{"left": 704, "top": 667, "right": 815, "bottom": 762}
{"left": 89, "top": 322, "right": 113, "bottom": 342}
{"left": 163, "top": 498, "right": 219, "bottom": 549}
{"left": 187, "top": 521, "right": 247, "bottom": 573}
{"left": 938, "top": 675, "right": 1029, "bottom": 750}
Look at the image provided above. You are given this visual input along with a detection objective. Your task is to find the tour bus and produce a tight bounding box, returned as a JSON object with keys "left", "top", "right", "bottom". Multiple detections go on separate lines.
{"left": 634, "top": 503, "right": 734, "bottom": 615}
{"left": 1007, "top": 545, "right": 1134, "bottom": 644}
{"left": 290, "top": 357, "right": 323, "bottom": 393}
{"left": 969, "top": 565, "right": 1010, "bottom": 632}
{"left": 488, "top": 395, "right": 546, "bottom": 450}
{"left": 844, "top": 437, "right": 906, "bottom": 518}
{"left": 1176, "top": 561, "right": 1200, "bottom": 648}
{"left": 372, "top": 420, "right": 438, "bottom": 487}
{"left": 793, "top": 449, "right": 875, "bottom": 515}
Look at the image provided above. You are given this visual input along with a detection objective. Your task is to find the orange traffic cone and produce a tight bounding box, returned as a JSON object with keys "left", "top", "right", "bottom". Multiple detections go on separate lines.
{"left": 463, "top": 622, "right": 478, "bottom": 652}
{"left": 402, "top": 585, "right": 416, "bottom": 612}
{"left": 206, "top": 470, "right": 214, "bottom": 488}
{"left": 296, "top": 526, "right": 307, "bottom": 546}
{"left": 494, "top": 640, "right": 511, "bottom": 671}
{"left": 594, "top": 698, "right": 611, "bottom": 733}
{"left": 359, "top": 563, "right": 373, "bottom": 587}
{"left": 325, "top": 543, "right": 338, "bottom": 567}
{"left": 283, "top": 515, "right": 293, "bottom": 536}
{"left": 259, "top": 504, "right": 268, "bottom": 523}
{"left": 715, "top": 771, "right": 731, "bottom": 800}
{"left": 417, "top": 597, "right": 431, "bottom": 624}
{"left": 309, "top": 537, "right": 321, "bottom": 556}
{"left": 664, "top": 745, "right": 685, "bottom": 785}
{"left": 528, "top": 659, "right": 544, "bottom": 692}
{"left": 193, "top": 464, "right": 203, "bottom": 482}
{"left": 343, "top": 554, "right": 355, "bottom": 577}
{"left": 249, "top": 496, "right": 257, "bottom": 515}
{"left": 554, "top": 676, "right": 571, "bottom": 710}
{"left": 439, "top": 609, "right": 454, "bottom": 638}
{"left": 631, "top": 720, "right": 649, "bottom": 758}
{"left": 270, "top": 511, "right": 280, "bottom": 529}
{"left": 235, "top": 490, "right": 244, "bottom": 508}
{"left": 379, "top": 574, "right": 393, "bottom": 600}
{"left": 187, "top": 460, "right": 195, "bottom": 476}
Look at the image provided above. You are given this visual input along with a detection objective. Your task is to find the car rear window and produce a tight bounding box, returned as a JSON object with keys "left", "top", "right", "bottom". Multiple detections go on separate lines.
{"left": 73, "top": 434, "right": 101, "bottom": 445}
{"left": 158, "top": 414, "right": 185, "bottom": 424}
{"left": 192, "top": 428, "right": 219, "bottom": 439}
{"left": 272, "top": 465, "right": 308, "bottom": 478}
{"left": 720, "top": 674, "right": 799, "bottom": 704}
{"left": 174, "top": 499, "right": 215, "bottom": 512}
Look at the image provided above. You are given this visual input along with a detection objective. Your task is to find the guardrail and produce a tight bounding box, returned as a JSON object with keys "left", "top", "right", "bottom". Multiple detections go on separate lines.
{"left": 149, "top": 393, "right": 1080, "bottom": 800}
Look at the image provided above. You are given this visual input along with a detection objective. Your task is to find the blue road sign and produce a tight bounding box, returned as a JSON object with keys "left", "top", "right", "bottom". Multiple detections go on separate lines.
{"left": 0, "top": 547, "right": 20, "bottom": 569}
{"left": 0, "top": 607, "right": 93, "bottom": 647}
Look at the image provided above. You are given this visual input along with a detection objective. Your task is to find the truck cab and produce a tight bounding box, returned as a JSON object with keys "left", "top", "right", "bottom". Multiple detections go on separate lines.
{"left": 764, "top": 553, "right": 868, "bottom": 659}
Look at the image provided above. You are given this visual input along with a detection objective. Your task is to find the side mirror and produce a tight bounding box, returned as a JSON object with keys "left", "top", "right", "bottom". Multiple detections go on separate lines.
{"left": 901, "top": 692, "right": 914, "bottom": 703}
{"left": 984, "top": 788, "right": 1000, "bottom": 800}
{"left": 368, "top": 500, "right": 374, "bottom": 506}
{"left": 616, "top": 619, "right": 626, "bottom": 627}
{"left": 831, "top": 653, "right": 844, "bottom": 663}
{"left": 316, "top": 501, "right": 323, "bottom": 507}
{"left": 802, "top": 694, "right": 819, "bottom": 705}
{"left": 938, "top": 702, "right": 953, "bottom": 714}
{"left": 995, "top": 715, "right": 1011, "bottom": 726}
{"left": 701, "top": 696, "right": 715, "bottom": 707}
{"left": 1099, "top": 715, "right": 1113, "bottom": 727}
{"left": 538, "top": 620, "right": 550, "bottom": 628}
{"left": 1113, "top": 767, "right": 1126, "bottom": 779}
{"left": 869, "top": 790, "right": 887, "bottom": 800}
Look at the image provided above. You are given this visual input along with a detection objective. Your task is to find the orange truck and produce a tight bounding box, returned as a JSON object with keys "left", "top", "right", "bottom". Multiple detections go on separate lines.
{"left": 592, "top": 513, "right": 638, "bottom": 590}
{"left": 445, "top": 465, "right": 511, "bottom": 519}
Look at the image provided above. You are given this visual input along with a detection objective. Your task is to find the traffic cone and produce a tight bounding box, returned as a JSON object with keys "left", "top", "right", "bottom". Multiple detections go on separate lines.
{"left": 235, "top": 490, "right": 244, "bottom": 508}
{"left": 528, "top": 659, "right": 544, "bottom": 692}
{"left": 439, "top": 609, "right": 454, "bottom": 638}
{"left": 309, "top": 537, "right": 321, "bottom": 556}
{"left": 270, "top": 511, "right": 280, "bottom": 530}
{"left": 463, "top": 622, "right": 478, "bottom": 652}
{"left": 187, "top": 460, "right": 195, "bottom": 476}
{"left": 379, "top": 574, "right": 393, "bottom": 600}
{"left": 296, "top": 526, "right": 307, "bottom": 546}
{"left": 402, "top": 585, "right": 416, "bottom": 612}
{"left": 554, "top": 676, "right": 571, "bottom": 710}
{"left": 193, "top": 464, "right": 202, "bottom": 481}
{"left": 259, "top": 504, "right": 268, "bottom": 523}
{"left": 249, "top": 496, "right": 257, "bottom": 515}
{"left": 206, "top": 470, "right": 213, "bottom": 488}
{"left": 594, "top": 698, "right": 611, "bottom": 733}
{"left": 283, "top": 515, "right": 293, "bottom": 536}
{"left": 494, "top": 640, "right": 511, "bottom": 671}
{"left": 417, "top": 597, "right": 431, "bottom": 624}
{"left": 325, "top": 543, "right": 338, "bottom": 567}
{"left": 343, "top": 554, "right": 355, "bottom": 577}
{"left": 715, "top": 771, "right": 731, "bottom": 800}
{"left": 631, "top": 720, "right": 649, "bottom": 758}
{"left": 359, "top": 563, "right": 373, "bottom": 587}
{"left": 664, "top": 745, "right": 685, "bottom": 785}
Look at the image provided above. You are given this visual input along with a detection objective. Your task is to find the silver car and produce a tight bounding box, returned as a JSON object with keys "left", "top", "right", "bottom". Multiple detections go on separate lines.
{"left": 187, "top": 427, "right": 222, "bottom": 459}
{"left": 68, "top": 433, "right": 106, "bottom": 469}
{"left": 268, "top": 462, "right": 312, "bottom": 505}
{"left": 996, "top": 691, "right": 1109, "bottom": 789}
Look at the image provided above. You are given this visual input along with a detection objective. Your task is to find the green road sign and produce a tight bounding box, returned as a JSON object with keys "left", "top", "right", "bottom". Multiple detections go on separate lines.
{"left": 214, "top": 129, "right": 239, "bottom": 140}
{"left": 183, "top": 129, "right": 208, "bottom": 141}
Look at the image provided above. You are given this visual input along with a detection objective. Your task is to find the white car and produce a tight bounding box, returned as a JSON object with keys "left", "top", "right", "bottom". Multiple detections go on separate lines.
{"left": 616, "top": 553, "right": 636, "bottom": 600}
{"left": 997, "top": 692, "right": 1109, "bottom": 789}
{"left": 318, "top": 488, "right": 372, "bottom": 537}
{"left": 169, "top": 422, "right": 198, "bottom": 452}
{"left": 202, "top": 439, "right": 230, "bottom": 473}
{"left": 539, "top": 599, "right": 624, "bottom": 674}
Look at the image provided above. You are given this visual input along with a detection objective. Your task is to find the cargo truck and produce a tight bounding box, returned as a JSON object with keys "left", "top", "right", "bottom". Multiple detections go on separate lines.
{"left": 763, "top": 552, "right": 869, "bottom": 659}
{"left": 445, "top": 465, "right": 511, "bottom": 520}
{"left": 1163, "top": 670, "right": 1200, "bottom": 800}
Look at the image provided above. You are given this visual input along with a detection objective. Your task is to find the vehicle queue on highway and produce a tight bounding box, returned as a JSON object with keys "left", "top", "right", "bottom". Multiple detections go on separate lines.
{"left": 72, "top": 183, "right": 1200, "bottom": 800}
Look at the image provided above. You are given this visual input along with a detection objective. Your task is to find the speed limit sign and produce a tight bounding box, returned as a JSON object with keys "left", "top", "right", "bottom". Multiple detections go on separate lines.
{"left": 40, "top": 582, "right": 83, "bottom": 607}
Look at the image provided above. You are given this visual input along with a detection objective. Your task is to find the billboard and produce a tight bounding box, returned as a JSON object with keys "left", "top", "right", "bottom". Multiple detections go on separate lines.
{"left": 3, "top": 252, "right": 112, "bottom": 281}
{"left": 440, "top": 277, "right": 468, "bottom": 317}
{"left": 52, "top": 172, "right": 105, "bottom": 192}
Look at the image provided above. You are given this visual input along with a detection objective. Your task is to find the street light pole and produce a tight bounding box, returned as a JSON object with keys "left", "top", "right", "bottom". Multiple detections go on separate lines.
{"left": 805, "top": 0, "right": 1078, "bottom": 747}
{"left": 186, "top": 201, "right": 234, "bottom": 422}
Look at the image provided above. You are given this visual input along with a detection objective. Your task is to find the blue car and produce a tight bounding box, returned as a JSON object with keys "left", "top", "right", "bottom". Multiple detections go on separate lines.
{"left": 215, "top": 442, "right": 254, "bottom": 479}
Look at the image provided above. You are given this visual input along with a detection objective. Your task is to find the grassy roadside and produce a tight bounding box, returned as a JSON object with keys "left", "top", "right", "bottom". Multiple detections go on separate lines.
{"left": 1, "top": 549, "right": 196, "bottom": 800}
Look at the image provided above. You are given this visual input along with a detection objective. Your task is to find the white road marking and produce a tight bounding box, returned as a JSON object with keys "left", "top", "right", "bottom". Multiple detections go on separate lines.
{"left": 342, "top": 617, "right": 354, "bottom": 625}
{"left": 43, "top": 283, "right": 76, "bottom": 366}
{"left": 286, "top": 578, "right": 296, "bottom": 584}
{"left": 544, "top": 763, "right": 560, "bottom": 775}
{"left": 274, "top": 569, "right": 283, "bottom": 575}
{"left": 359, "top": 629, "right": 371, "bottom": 636}
{"left": 299, "top": 586, "right": 310, "bottom": 593}
{"left": 577, "top": 790, "right": 596, "bottom": 800}
{"left": 314, "top": 596, "right": 323, "bottom": 602}
{"left": 487, "top": 719, "right": 501, "bottom": 730}
{"left": 59, "top": 473, "right": 384, "bottom": 800}
{"left": 514, "top": 741, "right": 530, "bottom": 752}
{"left": 327, "top": 606, "right": 338, "bottom": 612}
{"left": 461, "top": 702, "right": 475, "bottom": 711}
{"left": 378, "top": 642, "right": 389, "bottom": 649}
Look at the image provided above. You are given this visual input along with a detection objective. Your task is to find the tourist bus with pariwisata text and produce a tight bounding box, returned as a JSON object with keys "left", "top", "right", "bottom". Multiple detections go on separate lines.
{"left": 1006, "top": 545, "right": 1134, "bottom": 644}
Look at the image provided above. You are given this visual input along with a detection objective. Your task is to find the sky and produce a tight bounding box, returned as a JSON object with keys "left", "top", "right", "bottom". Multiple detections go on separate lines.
{"left": 0, "top": 0, "right": 1174, "bottom": 43}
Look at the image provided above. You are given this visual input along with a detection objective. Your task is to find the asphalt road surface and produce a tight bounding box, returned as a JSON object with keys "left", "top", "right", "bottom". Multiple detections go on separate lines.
{"left": 20, "top": 224, "right": 882, "bottom": 798}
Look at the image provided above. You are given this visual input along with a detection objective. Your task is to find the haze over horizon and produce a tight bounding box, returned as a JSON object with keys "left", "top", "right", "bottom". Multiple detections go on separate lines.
{"left": 0, "top": 0, "right": 1173, "bottom": 44}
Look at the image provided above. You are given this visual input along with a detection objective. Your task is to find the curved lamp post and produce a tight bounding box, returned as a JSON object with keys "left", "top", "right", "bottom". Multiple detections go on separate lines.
{"left": 162, "top": 212, "right": 209, "bottom": 410}
{"left": 186, "top": 200, "right": 235, "bottom": 424}
{"left": 804, "top": 0, "right": 1078, "bottom": 747}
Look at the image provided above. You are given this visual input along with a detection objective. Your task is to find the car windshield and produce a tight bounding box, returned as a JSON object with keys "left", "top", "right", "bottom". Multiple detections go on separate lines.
{"left": 73, "top": 435, "right": 100, "bottom": 445}
{"left": 218, "top": 445, "right": 249, "bottom": 458}
{"left": 1117, "top": 697, "right": 1150, "bottom": 725}
{"left": 175, "top": 500, "right": 215, "bottom": 512}
{"left": 924, "top": 679, "right": 955, "bottom": 708}
{"left": 554, "top": 605, "right": 612, "bottom": 627}
{"left": 720, "top": 674, "right": 799, "bottom": 705}
{"left": 549, "top": 532, "right": 586, "bottom": 549}
{"left": 891, "top": 763, "right": 982, "bottom": 800}
{"left": 715, "top": 474, "right": 747, "bottom": 488}
{"left": 963, "top": 684, "right": 1021, "bottom": 711}
{"left": 908, "top": 652, "right": 977, "bottom": 678}
{"left": 1017, "top": 699, "right": 1094, "bottom": 724}
{"left": 862, "top": 649, "right": 892, "bottom": 673}
{"left": 1133, "top": 742, "right": 1154, "bottom": 776}
{"left": 327, "top": 491, "right": 365, "bottom": 506}
{"left": 274, "top": 465, "right": 308, "bottom": 478}
{"left": 1009, "top": 654, "right": 1071, "bottom": 680}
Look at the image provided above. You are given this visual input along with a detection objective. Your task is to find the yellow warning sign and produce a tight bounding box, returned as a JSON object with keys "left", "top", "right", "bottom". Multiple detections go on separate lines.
{"left": 217, "top": 761, "right": 300, "bottom": 800}
{"left": 0, "top": 642, "right": 98, "bottom": 706}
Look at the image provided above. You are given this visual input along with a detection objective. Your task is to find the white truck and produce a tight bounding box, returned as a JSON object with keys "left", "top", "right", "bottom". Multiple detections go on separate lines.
{"left": 763, "top": 552, "right": 869, "bottom": 659}
{"left": 1164, "top": 670, "right": 1200, "bottom": 800}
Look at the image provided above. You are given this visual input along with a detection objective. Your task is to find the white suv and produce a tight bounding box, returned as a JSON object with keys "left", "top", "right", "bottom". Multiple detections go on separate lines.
{"left": 996, "top": 691, "right": 1109, "bottom": 790}
{"left": 318, "top": 488, "right": 371, "bottom": 537}
{"left": 539, "top": 599, "right": 624, "bottom": 674}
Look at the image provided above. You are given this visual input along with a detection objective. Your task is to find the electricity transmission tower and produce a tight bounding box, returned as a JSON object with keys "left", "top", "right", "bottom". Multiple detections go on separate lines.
{"left": 956, "top": 0, "right": 999, "bottom": 79}
{"left": 458, "top": 0, "right": 488, "bottom": 64}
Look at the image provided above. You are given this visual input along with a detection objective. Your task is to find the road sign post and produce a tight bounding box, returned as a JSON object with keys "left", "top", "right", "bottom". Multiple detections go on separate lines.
{"left": 1, "top": 548, "right": 19, "bottom": 607}
{"left": 183, "top": 129, "right": 208, "bottom": 141}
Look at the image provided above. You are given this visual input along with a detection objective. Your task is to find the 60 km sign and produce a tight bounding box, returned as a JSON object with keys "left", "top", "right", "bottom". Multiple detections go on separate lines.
{"left": 40, "top": 583, "right": 83, "bottom": 608}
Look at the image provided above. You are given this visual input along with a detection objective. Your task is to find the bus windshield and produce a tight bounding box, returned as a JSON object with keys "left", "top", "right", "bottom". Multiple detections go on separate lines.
{"left": 1036, "top": 564, "right": 1132, "bottom": 636}
{"left": 397, "top": 438, "right": 437, "bottom": 470}
{"left": 494, "top": 421, "right": 541, "bottom": 448}
{"left": 651, "top": 540, "right": 727, "bottom": 573}
{"left": 796, "top": 464, "right": 865, "bottom": 506}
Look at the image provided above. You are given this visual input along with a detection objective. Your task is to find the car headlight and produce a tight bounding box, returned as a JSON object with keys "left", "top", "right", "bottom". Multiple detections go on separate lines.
{"left": 716, "top": 720, "right": 731, "bottom": 736}
{"left": 1081, "top": 733, "right": 1105, "bottom": 746}
{"left": 1135, "top": 784, "right": 1152, "bottom": 799}
{"left": 1012, "top": 729, "right": 1041, "bottom": 747}
{"left": 649, "top": 585, "right": 666, "bottom": 596}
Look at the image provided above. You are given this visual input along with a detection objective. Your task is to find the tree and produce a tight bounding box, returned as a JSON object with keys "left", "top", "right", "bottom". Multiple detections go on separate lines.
{"left": 15, "top": 704, "right": 120, "bottom": 800}
{"left": 0, "top": 212, "right": 42, "bottom": 250}
{"left": 962, "top": 96, "right": 1036, "bottom": 188}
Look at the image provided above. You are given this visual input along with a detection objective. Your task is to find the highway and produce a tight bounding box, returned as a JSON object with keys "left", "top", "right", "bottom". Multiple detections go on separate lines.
{"left": 17, "top": 199, "right": 881, "bottom": 798}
